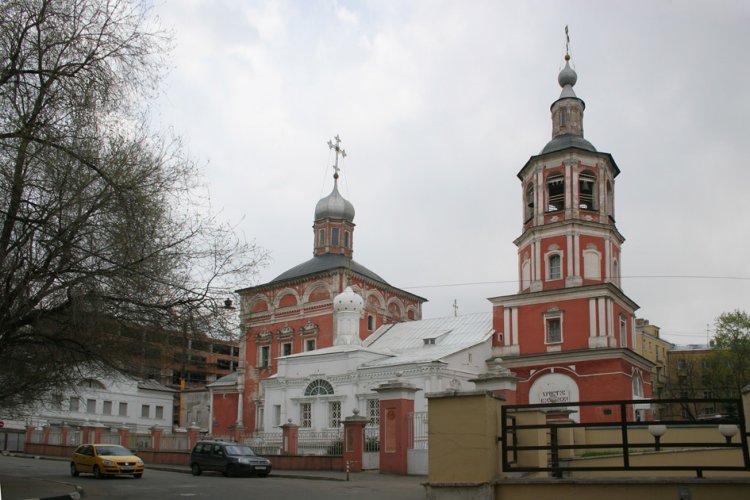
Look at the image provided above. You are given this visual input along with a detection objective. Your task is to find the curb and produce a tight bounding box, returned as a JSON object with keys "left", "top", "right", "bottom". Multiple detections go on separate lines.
{"left": 19, "top": 484, "right": 84, "bottom": 500}
{"left": 146, "top": 464, "right": 344, "bottom": 481}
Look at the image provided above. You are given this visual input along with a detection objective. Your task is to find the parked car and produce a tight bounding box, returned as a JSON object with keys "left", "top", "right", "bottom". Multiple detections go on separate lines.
{"left": 190, "top": 440, "right": 271, "bottom": 477}
{"left": 70, "top": 444, "right": 145, "bottom": 479}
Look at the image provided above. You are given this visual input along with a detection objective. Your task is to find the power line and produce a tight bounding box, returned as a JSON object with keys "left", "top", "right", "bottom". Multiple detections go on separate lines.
{"left": 402, "top": 274, "right": 750, "bottom": 290}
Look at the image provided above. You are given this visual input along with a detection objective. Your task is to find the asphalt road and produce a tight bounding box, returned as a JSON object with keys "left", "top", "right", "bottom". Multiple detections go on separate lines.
{"left": 0, "top": 455, "right": 426, "bottom": 500}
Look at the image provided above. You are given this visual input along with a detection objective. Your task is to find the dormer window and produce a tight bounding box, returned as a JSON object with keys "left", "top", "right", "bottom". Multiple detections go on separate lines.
{"left": 546, "top": 173, "right": 565, "bottom": 212}
{"left": 423, "top": 338, "right": 436, "bottom": 345}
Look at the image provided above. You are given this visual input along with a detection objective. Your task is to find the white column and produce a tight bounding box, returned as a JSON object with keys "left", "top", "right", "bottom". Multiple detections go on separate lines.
{"left": 566, "top": 232, "right": 574, "bottom": 278}
{"left": 511, "top": 307, "right": 519, "bottom": 348}
{"left": 503, "top": 308, "right": 511, "bottom": 346}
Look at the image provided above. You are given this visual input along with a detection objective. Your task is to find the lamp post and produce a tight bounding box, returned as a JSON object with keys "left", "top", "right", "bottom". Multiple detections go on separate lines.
{"left": 648, "top": 424, "right": 668, "bottom": 451}
{"left": 718, "top": 424, "right": 739, "bottom": 444}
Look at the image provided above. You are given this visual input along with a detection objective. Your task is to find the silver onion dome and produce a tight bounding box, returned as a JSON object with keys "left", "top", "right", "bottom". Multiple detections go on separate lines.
{"left": 314, "top": 180, "right": 355, "bottom": 222}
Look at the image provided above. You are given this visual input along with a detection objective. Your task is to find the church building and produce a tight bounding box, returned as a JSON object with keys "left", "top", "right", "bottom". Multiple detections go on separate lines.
{"left": 210, "top": 47, "right": 654, "bottom": 436}
{"left": 487, "top": 50, "right": 652, "bottom": 421}
{"left": 210, "top": 137, "right": 426, "bottom": 435}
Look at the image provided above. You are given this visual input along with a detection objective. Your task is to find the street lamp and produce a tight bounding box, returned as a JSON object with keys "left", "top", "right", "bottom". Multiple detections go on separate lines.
{"left": 648, "top": 424, "right": 668, "bottom": 451}
{"left": 718, "top": 424, "right": 738, "bottom": 444}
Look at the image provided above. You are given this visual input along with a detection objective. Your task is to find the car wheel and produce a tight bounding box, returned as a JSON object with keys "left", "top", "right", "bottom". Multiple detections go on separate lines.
{"left": 224, "top": 465, "right": 234, "bottom": 477}
{"left": 133, "top": 473, "right": 143, "bottom": 479}
{"left": 93, "top": 465, "right": 102, "bottom": 479}
{"left": 70, "top": 463, "right": 79, "bottom": 477}
{"left": 191, "top": 463, "right": 202, "bottom": 476}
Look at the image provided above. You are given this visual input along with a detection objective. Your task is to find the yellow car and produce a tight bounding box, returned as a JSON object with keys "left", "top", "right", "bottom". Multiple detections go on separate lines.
{"left": 70, "top": 443, "right": 145, "bottom": 479}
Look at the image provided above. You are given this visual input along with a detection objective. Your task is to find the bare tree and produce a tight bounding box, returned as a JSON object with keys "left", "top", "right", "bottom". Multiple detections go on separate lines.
{"left": 0, "top": 0, "right": 266, "bottom": 416}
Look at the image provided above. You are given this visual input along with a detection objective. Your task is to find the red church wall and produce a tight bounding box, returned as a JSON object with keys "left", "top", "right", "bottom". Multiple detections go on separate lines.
{"left": 513, "top": 357, "right": 652, "bottom": 422}
{"left": 211, "top": 392, "right": 239, "bottom": 435}
{"left": 515, "top": 298, "right": 592, "bottom": 354}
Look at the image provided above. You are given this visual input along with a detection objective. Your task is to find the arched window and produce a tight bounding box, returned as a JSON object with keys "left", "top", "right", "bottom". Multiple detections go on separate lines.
{"left": 521, "top": 258, "right": 531, "bottom": 290}
{"left": 344, "top": 231, "right": 350, "bottom": 248}
{"left": 367, "top": 314, "right": 375, "bottom": 331}
{"left": 547, "top": 253, "right": 562, "bottom": 280}
{"left": 546, "top": 173, "right": 565, "bottom": 212}
{"left": 331, "top": 228, "right": 339, "bottom": 246}
{"left": 606, "top": 181, "right": 614, "bottom": 219}
{"left": 578, "top": 170, "right": 597, "bottom": 210}
{"left": 583, "top": 249, "right": 601, "bottom": 280}
{"left": 632, "top": 372, "right": 644, "bottom": 398}
{"left": 304, "top": 379, "right": 334, "bottom": 396}
{"left": 525, "top": 183, "right": 535, "bottom": 220}
{"left": 318, "top": 229, "right": 325, "bottom": 246}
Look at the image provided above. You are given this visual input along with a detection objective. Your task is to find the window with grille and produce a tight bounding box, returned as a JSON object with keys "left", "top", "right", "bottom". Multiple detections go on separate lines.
{"left": 328, "top": 401, "right": 341, "bottom": 428}
{"left": 367, "top": 399, "right": 380, "bottom": 426}
{"left": 304, "top": 379, "right": 334, "bottom": 396}
{"left": 300, "top": 403, "right": 311, "bottom": 428}
{"left": 103, "top": 401, "right": 112, "bottom": 415}
{"left": 86, "top": 399, "right": 96, "bottom": 414}
{"left": 141, "top": 405, "right": 150, "bottom": 418}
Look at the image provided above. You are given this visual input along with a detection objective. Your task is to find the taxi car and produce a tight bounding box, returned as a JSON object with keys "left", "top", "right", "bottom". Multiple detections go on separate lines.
{"left": 70, "top": 443, "right": 145, "bottom": 478}
{"left": 190, "top": 440, "right": 271, "bottom": 477}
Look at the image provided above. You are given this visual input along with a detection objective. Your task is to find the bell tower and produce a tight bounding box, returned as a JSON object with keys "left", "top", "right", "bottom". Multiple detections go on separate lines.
{"left": 488, "top": 33, "right": 651, "bottom": 423}
{"left": 516, "top": 49, "right": 624, "bottom": 294}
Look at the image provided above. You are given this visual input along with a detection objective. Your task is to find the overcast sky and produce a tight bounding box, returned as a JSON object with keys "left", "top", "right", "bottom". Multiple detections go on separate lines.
{"left": 151, "top": 0, "right": 749, "bottom": 346}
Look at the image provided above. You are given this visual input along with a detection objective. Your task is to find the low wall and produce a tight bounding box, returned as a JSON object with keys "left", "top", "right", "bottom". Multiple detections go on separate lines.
{"left": 24, "top": 442, "right": 344, "bottom": 471}
{"left": 493, "top": 478, "right": 750, "bottom": 500}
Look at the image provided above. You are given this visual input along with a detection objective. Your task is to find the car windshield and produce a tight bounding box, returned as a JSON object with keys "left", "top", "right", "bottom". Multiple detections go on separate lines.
{"left": 95, "top": 445, "right": 133, "bottom": 456}
{"left": 224, "top": 445, "right": 257, "bottom": 456}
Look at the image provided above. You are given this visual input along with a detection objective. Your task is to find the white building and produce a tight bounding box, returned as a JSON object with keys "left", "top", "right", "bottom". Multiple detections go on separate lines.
{"left": 8, "top": 372, "right": 176, "bottom": 433}
{"left": 257, "top": 287, "right": 493, "bottom": 432}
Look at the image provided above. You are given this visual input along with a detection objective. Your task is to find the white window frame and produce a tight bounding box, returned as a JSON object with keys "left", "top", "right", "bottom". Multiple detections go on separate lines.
{"left": 259, "top": 345, "right": 270, "bottom": 368}
{"left": 282, "top": 342, "right": 293, "bottom": 357}
{"left": 119, "top": 402, "right": 128, "bottom": 417}
{"left": 155, "top": 405, "right": 164, "bottom": 420}
{"left": 545, "top": 251, "right": 563, "bottom": 281}
{"left": 619, "top": 314, "right": 628, "bottom": 347}
{"left": 141, "top": 404, "right": 150, "bottom": 419}
{"left": 102, "top": 400, "right": 112, "bottom": 415}
{"left": 544, "top": 311, "right": 563, "bottom": 344}
{"left": 86, "top": 399, "right": 97, "bottom": 414}
{"left": 300, "top": 402, "right": 312, "bottom": 428}
{"left": 305, "top": 338, "right": 316, "bottom": 352}
{"left": 367, "top": 399, "right": 380, "bottom": 427}
{"left": 328, "top": 401, "right": 341, "bottom": 428}
{"left": 273, "top": 404, "right": 281, "bottom": 427}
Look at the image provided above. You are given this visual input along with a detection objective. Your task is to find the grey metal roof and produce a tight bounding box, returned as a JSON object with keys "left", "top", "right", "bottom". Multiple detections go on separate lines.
{"left": 360, "top": 312, "right": 493, "bottom": 367}
{"left": 207, "top": 372, "right": 239, "bottom": 388}
{"left": 137, "top": 379, "right": 178, "bottom": 393}
{"left": 541, "top": 133, "right": 597, "bottom": 155}
{"left": 271, "top": 254, "right": 388, "bottom": 284}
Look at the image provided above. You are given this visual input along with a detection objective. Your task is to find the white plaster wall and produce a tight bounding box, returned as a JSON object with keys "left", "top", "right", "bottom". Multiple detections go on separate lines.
{"left": 27, "top": 375, "right": 175, "bottom": 432}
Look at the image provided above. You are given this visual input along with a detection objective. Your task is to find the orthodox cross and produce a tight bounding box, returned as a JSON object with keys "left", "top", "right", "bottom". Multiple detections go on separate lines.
{"left": 327, "top": 135, "right": 347, "bottom": 179}
{"left": 564, "top": 25, "right": 570, "bottom": 59}
{"left": 453, "top": 299, "right": 459, "bottom": 317}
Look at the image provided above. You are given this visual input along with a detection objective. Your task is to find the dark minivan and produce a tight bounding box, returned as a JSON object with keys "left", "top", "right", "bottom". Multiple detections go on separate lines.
{"left": 190, "top": 440, "right": 272, "bottom": 477}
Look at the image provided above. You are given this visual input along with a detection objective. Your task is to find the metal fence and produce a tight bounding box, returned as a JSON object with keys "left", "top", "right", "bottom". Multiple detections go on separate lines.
{"left": 364, "top": 426, "right": 380, "bottom": 452}
{"left": 243, "top": 432, "right": 283, "bottom": 455}
{"left": 501, "top": 398, "right": 750, "bottom": 478}
{"left": 298, "top": 429, "right": 343, "bottom": 455}
{"left": 128, "top": 432, "right": 154, "bottom": 451}
{"left": 408, "top": 411, "right": 428, "bottom": 450}
{"left": 159, "top": 433, "right": 188, "bottom": 450}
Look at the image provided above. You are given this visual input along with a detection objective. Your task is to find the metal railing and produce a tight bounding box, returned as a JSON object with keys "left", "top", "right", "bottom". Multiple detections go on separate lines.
{"left": 501, "top": 398, "right": 750, "bottom": 478}
{"left": 408, "top": 411, "right": 428, "bottom": 450}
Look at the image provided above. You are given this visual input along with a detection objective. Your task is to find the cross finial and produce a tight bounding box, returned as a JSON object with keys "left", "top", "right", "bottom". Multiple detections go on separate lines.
{"left": 452, "top": 299, "right": 459, "bottom": 317}
{"left": 327, "top": 135, "right": 347, "bottom": 179}
{"left": 564, "top": 25, "right": 570, "bottom": 61}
